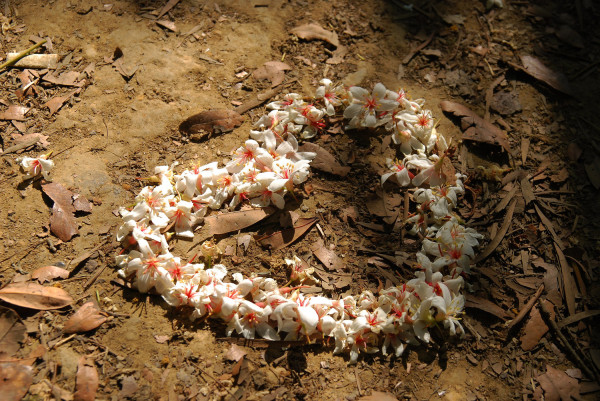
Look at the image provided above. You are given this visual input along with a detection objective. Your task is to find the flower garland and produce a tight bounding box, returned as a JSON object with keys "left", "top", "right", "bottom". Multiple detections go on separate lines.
{"left": 113, "top": 79, "right": 483, "bottom": 364}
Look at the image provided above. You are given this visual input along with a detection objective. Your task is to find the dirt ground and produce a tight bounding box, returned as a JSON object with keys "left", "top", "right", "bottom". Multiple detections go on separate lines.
{"left": 1, "top": 0, "right": 600, "bottom": 400}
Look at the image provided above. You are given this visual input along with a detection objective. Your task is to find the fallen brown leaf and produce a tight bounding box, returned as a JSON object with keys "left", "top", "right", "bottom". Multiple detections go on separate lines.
{"left": 63, "top": 302, "right": 108, "bottom": 333}
{"left": 256, "top": 217, "right": 318, "bottom": 250}
{"left": 156, "top": 19, "right": 177, "bottom": 32}
{"left": 252, "top": 61, "right": 291, "bottom": 87}
{"left": 520, "top": 300, "right": 555, "bottom": 351}
{"left": 291, "top": 23, "right": 340, "bottom": 47}
{"left": 225, "top": 343, "right": 247, "bottom": 362}
{"left": 73, "top": 357, "right": 98, "bottom": 401}
{"left": 43, "top": 71, "right": 84, "bottom": 87}
{"left": 465, "top": 294, "right": 511, "bottom": 320}
{"left": 536, "top": 365, "right": 581, "bottom": 401}
{"left": 298, "top": 142, "right": 351, "bottom": 176}
{"left": 311, "top": 240, "right": 345, "bottom": 271}
{"left": 0, "top": 306, "right": 27, "bottom": 357}
{"left": 0, "top": 282, "right": 73, "bottom": 310}
{"left": 44, "top": 90, "right": 77, "bottom": 115}
{"left": 179, "top": 109, "right": 244, "bottom": 140}
{"left": 31, "top": 265, "right": 70, "bottom": 284}
{"left": 42, "top": 183, "right": 79, "bottom": 242}
{"left": 519, "top": 55, "right": 575, "bottom": 97}
{"left": 204, "top": 208, "right": 275, "bottom": 236}
{"left": 0, "top": 363, "right": 33, "bottom": 401}
{"left": 0, "top": 105, "right": 29, "bottom": 121}
{"left": 440, "top": 100, "right": 511, "bottom": 153}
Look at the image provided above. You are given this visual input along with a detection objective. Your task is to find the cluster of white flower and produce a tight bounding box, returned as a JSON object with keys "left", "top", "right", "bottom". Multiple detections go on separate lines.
{"left": 115, "top": 79, "right": 484, "bottom": 363}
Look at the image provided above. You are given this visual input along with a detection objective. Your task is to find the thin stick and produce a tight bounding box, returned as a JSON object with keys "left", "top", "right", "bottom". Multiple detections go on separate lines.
{"left": 0, "top": 39, "right": 47, "bottom": 71}
{"left": 506, "top": 283, "right": 544, "bottom": 335}
{"left": 537, "top": 300, "right": 598, "bottom": 381}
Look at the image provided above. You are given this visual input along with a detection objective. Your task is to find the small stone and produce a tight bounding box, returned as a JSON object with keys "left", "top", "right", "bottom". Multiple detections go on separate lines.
{"left": 466, "top": 354, "right": 478, "bottom": 365}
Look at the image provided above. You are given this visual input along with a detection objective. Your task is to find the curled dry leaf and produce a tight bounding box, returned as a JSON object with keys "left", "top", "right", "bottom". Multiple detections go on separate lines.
{"left": 298, "top": 142, "right": 351, "bottom": 176}
{"left": 0, "top": 282, "right": 73, "bottom": 310}
{"left": 256, "top": 217, "right": 318, "bottom": 251}
{"left": 0, "top": 363, "right": 33, "bottom": 401}
{"left": 179, "top": 109, "right": 244, "bottom": 140}
{"left": 440, "top": 100, "right": 511, "bottom": 153}
{"left": 252, "top": 61, "right": 291, "bottom": 87}
{"left": 31, "top": 265, "right": 70, "bottom": 284}
{"left": 291, "top": 23, "right": 340, "bottom": 48}
{"left": 63, "top": 302, "right": 108, "bottom": 333}
{"left": 73, "top": 357, "right": 99, "bottom": 401}
{"left": 0, "top": 306, "right": 27, "bottom": 357}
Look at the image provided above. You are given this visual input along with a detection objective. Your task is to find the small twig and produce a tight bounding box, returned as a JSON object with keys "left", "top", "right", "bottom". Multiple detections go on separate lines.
{"left": 0, "top": 39, "right": 47, "bottom": 71}
{"left": 49, "top": 334, "right": 76, "bottom": 350}
{"left": 505, "top": 283, "right": 544, "bottom": 335}
{"left": 402, "top": 31, "right": 436, "bottom": 65}
{"left": 354, "top": 367, "right": 362, "bottom": 396}
{"left": 537, "top": 300, "right": 599, "bottom": 381}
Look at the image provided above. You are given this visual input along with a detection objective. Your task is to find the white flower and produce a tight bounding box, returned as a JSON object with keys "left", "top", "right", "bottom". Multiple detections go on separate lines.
{"left": 381, "top": 158, "right": 414, "bottom": 186}
{"left": 19, "top": 154, "right": 54, "bottom": 180}
{"left": 343, "top": 83, "right": 398, "bottom": 128}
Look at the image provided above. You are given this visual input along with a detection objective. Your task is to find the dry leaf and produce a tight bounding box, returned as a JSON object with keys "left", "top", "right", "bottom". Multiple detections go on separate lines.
{"left": 119, "top": 376, "right": 138, "bottom": 399}
{"left": 225, "top": 344, "right": 247, "bottom": 362}
{"left": 44, "top": 94, "right": 71, "bottom": 115}
{"left": 298, "top": 142, "right": 351, "bottom": 176}
{"left": 31, "top": 265, "right": 70, "bottom": 284}
{"left": 156, "top": 19, "right": 177, "bottom": 32}
{"left": 465, "top": 295, "right": 511, "bottom": 320}
{"left": 0, "top": 105, "right": 29, "bottom": 121}
{"left": 291, "top": 23, "right": 340, "bottom": 47}
{"left": 204, "top": 208, "right": 274, "bottom": 236}
{"left": 440, "top": 100, "right": 511, "bottom": 153}
{"left": 519, "top": 55, "right": 575, "bottom": 97}
{"left": 42, "top": 183, "right": 79, "bottom": 242}
{"left": 0, "top": 363, "right": 33, "bottom": 401}
{"left": 237, "top": 234, "right": 252, "bottom": 252}
{"left": 0, "top": 282, "right": 73, "bottom": 310}
{"left": 358, "top": 391, "right": 398, "bottom": 401}
{"left": 536, "top": 365, "right": 581, "bottom": 401}
{"left": 252, "top": 61, "right": 291, "bottom": 87}
{"left": 256, "top": 217, "right": 318, "bottom": 250}
{"left": 179, "top": 109, "right": 244, "bottom": 139}
{"left": 0, "top": 306, "right": 27, "bottom": 357}
{"left": 153, "top": 334, "right": 170, "bottom": 343}
{"left": 112, "top": 59, "right": 138, "bottom": 80}
{"left": 520, "top": 300, "right": 555, "bottom": 351}
{"left": 311, "top": 241, "right": 345, "bottom": 271}
{"left": 14, "top": 133, "right": 50, "bottom": 148}
{"left": 43, "top": 71, "right": 84, "bottom": 87}
{"left": 63, "top": 302, "right": 108, "bottom": 333}
{"left": 157, "top": 0, "right": 181, "bottom": 19}
{"left": 73, "top": 357, "right": 98, "bottom": 401}
{"left": 73, "top": 194, "right": 93, "bottom": 213}
{"left": 555, "top": 25, "right": 584, "bottom": 49}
